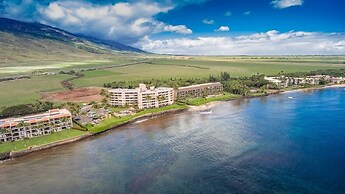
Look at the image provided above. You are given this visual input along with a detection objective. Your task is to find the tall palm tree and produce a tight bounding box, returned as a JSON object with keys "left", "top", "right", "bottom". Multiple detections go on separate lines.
{"left": 0, "top": 128, "right": 9, "bottom": 143}
{"left": 61, "top": 117, "right": 71, "bottom": 129}
{"left": 36, "top": 123, "right": 45, "bottom": 136}
{"left": 48, "top": 119, "right": 56, "bottom": 133}
{"left": 17, "top": 121, "right": 29, "bottom": 138}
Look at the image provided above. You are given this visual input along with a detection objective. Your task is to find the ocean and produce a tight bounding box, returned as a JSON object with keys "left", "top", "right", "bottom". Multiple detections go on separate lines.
{"left": 0, "top": 87, "right": 344, "bottom": 193}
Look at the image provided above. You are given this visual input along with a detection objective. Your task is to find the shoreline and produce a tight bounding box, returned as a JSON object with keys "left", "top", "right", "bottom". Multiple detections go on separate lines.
{"left": 189, "top": 83, "right": 345, "bottom": 111}
{"left": 1, "top": 83, "right": 344, "bottom": 161}
{"left": 282, "top": 84, "right": 345, "bottom": 94}
{"left": 0, "top": 108, "right": 187, "bottom": 161}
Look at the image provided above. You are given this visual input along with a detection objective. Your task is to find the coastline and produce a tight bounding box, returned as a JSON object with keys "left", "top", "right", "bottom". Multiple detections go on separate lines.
{"left": 0, "top": 108, "right": 187, "bottom": 161}
{"left": 1, "top": 83, "right": 344, "bottom": 161}
{"left": 282, "top": 84, "right": 345, "bottom": 94}
{"left": 189, "top": 83, "right": 345, "bottom": 111}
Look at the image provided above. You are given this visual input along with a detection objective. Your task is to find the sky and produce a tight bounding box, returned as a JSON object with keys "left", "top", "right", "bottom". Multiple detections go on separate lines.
{"left": 0, "top": 0, "right": 344, "bottom": 55}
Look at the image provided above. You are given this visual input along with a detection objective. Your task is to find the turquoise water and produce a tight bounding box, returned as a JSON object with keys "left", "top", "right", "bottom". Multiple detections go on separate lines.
{"left": 0, "top": 87, "right": 345, "bottom": 193}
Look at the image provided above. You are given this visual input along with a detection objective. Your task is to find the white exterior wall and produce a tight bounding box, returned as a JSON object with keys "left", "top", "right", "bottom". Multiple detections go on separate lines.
{"left": 109, "top": 85, "right": 174, "bottom": 109}
{"left": 138, "top": 88, "right": 174, "bottom": 109}
{"left": 0, "top": 109, "right": 72, "bottom": 143}
{"left": 109, "top": 89, "right": 139, "bottom": 107}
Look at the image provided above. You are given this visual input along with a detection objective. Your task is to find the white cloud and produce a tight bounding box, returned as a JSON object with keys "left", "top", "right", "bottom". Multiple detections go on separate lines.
{"left": 271, "top": 0, "right": 303, "bottom": 9}
{"left": 138, "top": 31, "right": 345, "bottom": 55}
{"left": 202, "top": 19, "right": 214, "bottom": 25}
{"left": 225, "top": 11, "right": 232, "bottom": 16}
{"left": 244, "top": 11, "right": 251, "bottom": 15}
{"left": 34, "top": 1, "right": 192, "bottom": 44}
{"left": 215, "top": 26, "right": 230, "bottom": 32}
{"left": 163, "top": 25, "right": 193, "bottom": 34}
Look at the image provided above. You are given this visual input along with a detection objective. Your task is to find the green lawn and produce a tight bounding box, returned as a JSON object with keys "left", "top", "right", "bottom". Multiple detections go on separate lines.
{"left": 88, "top": 103, "right": 188, "bottom": 134}
{"left": 183, "top": 92, "right": 241, "bottom": 106}
{"left": 0, "top": 129, "right": 88, "bottom": 153}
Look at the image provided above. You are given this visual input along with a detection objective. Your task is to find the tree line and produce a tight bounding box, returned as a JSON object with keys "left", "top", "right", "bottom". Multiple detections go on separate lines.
{"left": 103, "top": 72, "right": 273, "bottom": 96}
{"left": 277, "top": 69, "right": 345, "bottom": 78}
{"left": 0, "top": 101, "right": 54, "bottom": 119}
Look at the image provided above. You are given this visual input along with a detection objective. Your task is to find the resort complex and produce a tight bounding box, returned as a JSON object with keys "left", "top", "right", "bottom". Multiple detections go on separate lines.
{"left": 109, "top": 83, "right": 175, "bottom": 109}
{"left": 265, "top": 75, "right": 345, "bottom": 88}
{"left": 0, "top": 109, "right": 72, "bottom": 143}
{"left": 176, "top": 82, "right": 224, "bottom": 99}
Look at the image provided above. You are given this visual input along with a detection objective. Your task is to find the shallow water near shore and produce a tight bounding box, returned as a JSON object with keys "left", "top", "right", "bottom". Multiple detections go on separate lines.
{"left": 1, "top": 87, "right": 345, "bottom": 193}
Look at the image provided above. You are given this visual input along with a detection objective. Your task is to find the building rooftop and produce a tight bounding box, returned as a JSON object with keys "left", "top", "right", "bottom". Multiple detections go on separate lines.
{"left": 109, "top": 84, "right": 173, "bottom": 93}
{"left": 0, "top": 109, "right": 71, "bottom": 128}
{"left": 177, "top": 82, "right": 222, "bottom": 92}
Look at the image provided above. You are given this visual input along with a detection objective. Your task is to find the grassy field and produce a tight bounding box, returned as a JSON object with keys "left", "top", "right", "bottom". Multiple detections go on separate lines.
{"left": 0, "top": 74, "right": 72, "bottom": 108}
{"left": 183, "top": 93, "right": 241, "bottom": 106}
{"left": 0, "top": 129, "right": 87, "bottom": 153}
{"left": 0, "top": 55, "right": 344, "bottom": 109}
{"left": 73, "top": 56, "right": 345, "bottom": 87}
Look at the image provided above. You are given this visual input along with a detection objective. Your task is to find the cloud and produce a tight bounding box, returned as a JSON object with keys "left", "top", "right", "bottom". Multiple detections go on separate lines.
{"left": 0, "top": 0, "right": 193, "bottom": 45}
{"left": 163, "top": 25, "right": 193, "bottom": 34}
{"left": 225, "top": 11, "right": 232, "bottom": 16}
{"left": 271, "top": 0, "right": 303, "bottom": 9}
{"left": 202, "top": 19, "right": 214, "bottom": 25}
{"left": 244, "top": 11, "right": 251, "bottom": 15}
{"left": 215, "top": 26, "right": 230, "bottom": 32}
{"left": 138, "top": 31, "right": 345, "bottom": 55}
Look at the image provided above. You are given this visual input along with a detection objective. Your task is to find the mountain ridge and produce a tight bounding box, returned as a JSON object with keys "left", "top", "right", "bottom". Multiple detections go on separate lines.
{"left": 0, "top": 17, "right": 145, "bottom": 62}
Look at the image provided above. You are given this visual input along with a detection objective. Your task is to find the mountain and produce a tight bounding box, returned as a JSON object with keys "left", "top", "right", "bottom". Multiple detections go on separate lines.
{"left": 0, "top": 18, "right": 145, "bottom": 63}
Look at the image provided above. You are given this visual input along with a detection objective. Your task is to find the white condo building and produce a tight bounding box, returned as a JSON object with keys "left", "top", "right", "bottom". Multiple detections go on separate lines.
{"left": 109, "top": 84, "right": 174, "bottom": 109}
{"left": 0, "top": 109, "right": 72, "bottom": 143}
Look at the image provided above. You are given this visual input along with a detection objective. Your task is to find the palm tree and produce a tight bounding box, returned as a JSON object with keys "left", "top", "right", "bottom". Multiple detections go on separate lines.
{"left": 0, "top": 128, "right": 9, "bottom": 143}
{"left": 158, "top": 95, "right": 166, "bottom": 102}
{"left": 48, "top": 119, "right": 56, "bottom": 133}
{"left": 16, "top": 121, "right": 31, "bottom": 146}
{"left": 201, "top": 90, "right": 208, "bottom": 98}
{"left": 101, "top": 98, "right": 109, "bottom": 108}
{"left": 36, "top": 123, "right": 45, "bottom": 136}
{"left": 17, "top": 121, "right": 29, "bottom": 138}
{"left": 146, "top": 94, "right": 152, "bottom": 101}
{"left": 61, "top": 117, "right": 71, "bottom": 129}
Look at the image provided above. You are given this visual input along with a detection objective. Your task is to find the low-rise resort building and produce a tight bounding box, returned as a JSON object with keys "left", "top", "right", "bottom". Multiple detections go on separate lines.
{"left": 109, "top": 84, "right": 175, "bottom": 109}
{"left": 0, "top": 109, "right": 72, "bottom": 143}
{"left": 265, "top": 75, "right": 345, "bottom": 88}
{"left": 176, "top": 82, "right": 223, "bottom": 99}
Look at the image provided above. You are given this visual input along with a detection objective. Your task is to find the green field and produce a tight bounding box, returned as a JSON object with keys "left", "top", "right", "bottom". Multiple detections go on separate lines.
{"left": 183, "top": 93, "right": 241, "bottom": 106}
{"left": 1, "top": 55, "right": 345, "bottom": 109}
{"left": 73, "top": 56, "right": 345, "bottom": 87}
{"left": 0, "top": 129, "right": 87, "bottom": 153}
{"left": 0, "top": 74, "right": 73, "bottom": 108}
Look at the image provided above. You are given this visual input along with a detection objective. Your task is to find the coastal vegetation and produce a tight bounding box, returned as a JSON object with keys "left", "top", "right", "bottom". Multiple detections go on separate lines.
{"left": 182, "top": 92, "right": 240, "bottom": 106}
{"left": 87, "top": 103, "right": 188, "bottom": 134}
